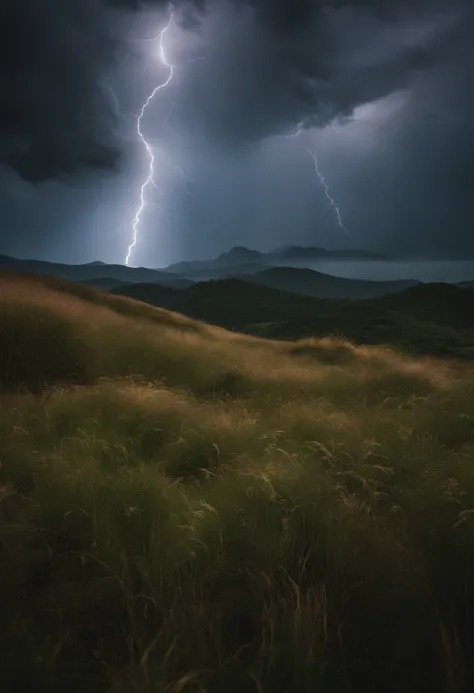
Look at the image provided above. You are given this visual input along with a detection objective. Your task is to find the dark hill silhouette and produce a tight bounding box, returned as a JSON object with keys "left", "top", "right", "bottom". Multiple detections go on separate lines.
{"left": 236, "top": 266, "right": 419, "bottom": 300}
{"left": 0, "top": 254, "right": 182, "bottom": 287}
{"left": 368, "top": 282, "right": 474, "bottom": 329}
{"left": 0, "top": 252, "right": 403, "bottom": 299}
{"left": 458, "top": 280, "right": 474, "bottom": 290}
{"left": 110, "top": 277, "right": 474, "bottom": 359}
{"left": 81, "top": 277, "right": 132, "bottom": 291}
{"left": 109, "top": 282, "right": 176, "bottom": 304}
{"left": 167, "top": 261, "right": 271, "bottom": 280}
{"left": 215, "top": 246, "right": 264, "bottom": 264}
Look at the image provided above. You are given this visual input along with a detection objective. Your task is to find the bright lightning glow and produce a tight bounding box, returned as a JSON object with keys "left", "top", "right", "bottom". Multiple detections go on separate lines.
{"left": 305, "top": 147, "right": 346, "bottom": 231}
{"left": 125, "top": 3, "right": 175, "bottom": 266}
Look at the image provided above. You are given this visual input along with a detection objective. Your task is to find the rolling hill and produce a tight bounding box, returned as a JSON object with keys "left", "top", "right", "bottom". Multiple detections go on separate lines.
{"left": 368, "top": 282, "right": 474, "bottom": 329}
{"left": 0, "top": 252, "right": 413, "bottom": 299}
{"left": 236, "top": 266, "right": 419, "bottom": 299}
{"left": 162, "top": 260, "right": 271, "bottom": 280}
{"left": 0, "top": 253, "right": 181, "bottom": 286}
{"left": 80, "top": 277, "right": 133, "bottom": 291}
{"left": 110, "top": 277, "right": 474, "bottom": 359}
{"left": 2, "top": 273, "right": 474, "bottom": 691}
{"left": 458, "top": 279, "right": 474, "bottom": 290}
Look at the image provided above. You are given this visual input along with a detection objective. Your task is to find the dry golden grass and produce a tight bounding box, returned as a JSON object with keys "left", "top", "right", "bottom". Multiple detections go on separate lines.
{"left": 1, "top": 275, "right": 474, "bottom": 692}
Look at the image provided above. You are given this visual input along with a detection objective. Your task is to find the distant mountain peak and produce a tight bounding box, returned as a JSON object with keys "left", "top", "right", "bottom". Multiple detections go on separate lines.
{"left": 216, "top": 246, "right": 264, "bottom": 262}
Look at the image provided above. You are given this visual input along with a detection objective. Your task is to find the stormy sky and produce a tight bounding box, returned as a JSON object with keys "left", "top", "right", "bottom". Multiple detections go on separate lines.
{"left": 0, "top": 0, "right": 472, "bottom": 267}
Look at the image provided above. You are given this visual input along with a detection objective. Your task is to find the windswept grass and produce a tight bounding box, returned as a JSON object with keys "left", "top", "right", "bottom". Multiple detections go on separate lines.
{"left": 1, "top": 275, "right": 474, "bottom": 692}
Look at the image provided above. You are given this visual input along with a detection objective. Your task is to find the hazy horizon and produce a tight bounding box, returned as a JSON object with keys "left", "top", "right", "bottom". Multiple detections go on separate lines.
{"left": 3, "top": 246, "right": 474, "bottom": 284}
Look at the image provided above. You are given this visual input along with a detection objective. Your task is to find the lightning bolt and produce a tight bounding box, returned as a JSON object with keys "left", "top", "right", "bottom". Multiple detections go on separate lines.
{"left": 125, "top": 3, "right": 175, "bottom": 266}
{"left": 275, "top": 126, "right": 302, "bottom": 140}
{"left": 305, "top": 147, "right": 346, "bottom": 231}
{"left": 278, "top": 124, "right": 347, "bottom": 232}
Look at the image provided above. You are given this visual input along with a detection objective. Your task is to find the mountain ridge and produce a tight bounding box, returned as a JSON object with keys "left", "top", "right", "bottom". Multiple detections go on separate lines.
{"left": 0, "top": 252, "right": 412, "bottom": 300}
{"left": 162, "top": 244, "right": 390, "bottom": 274}
{"left": 2, "top": 251, "right": 473, "bottom": 303}
{"left": 0, "top": 254, "right": 182, "bottom": 287}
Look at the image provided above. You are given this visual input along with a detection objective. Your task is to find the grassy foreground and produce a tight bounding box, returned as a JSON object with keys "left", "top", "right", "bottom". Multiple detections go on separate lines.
{"left": 1, "top": 275, "right": 474, "bottom": 692}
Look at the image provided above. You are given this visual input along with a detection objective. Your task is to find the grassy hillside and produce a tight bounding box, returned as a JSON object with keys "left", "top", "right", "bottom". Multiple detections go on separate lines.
{"left": 2, "top": 274, "right": 474, "bottom": 692}
{"left": 111, "top": 278, "right": 474, "bottom": 360}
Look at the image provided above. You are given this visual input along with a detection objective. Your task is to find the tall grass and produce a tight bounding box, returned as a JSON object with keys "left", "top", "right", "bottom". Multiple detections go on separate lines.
{"left": 1, "top": 275, "right": 474, "bottom": 692}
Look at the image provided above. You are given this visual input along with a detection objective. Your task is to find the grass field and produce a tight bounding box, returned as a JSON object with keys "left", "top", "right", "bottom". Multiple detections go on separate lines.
{"left": 1, "top": 274, "right": 474, "bottom": 692}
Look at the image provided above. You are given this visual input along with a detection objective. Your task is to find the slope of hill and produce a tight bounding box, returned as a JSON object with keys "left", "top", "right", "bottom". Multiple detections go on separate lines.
{"left": 81, "top": 276, "right": 195, "bottom": 291}
{"left": 111, "top": 277, "right": 474, "bottom": 359}
{"left": 368, "top": 282, "right": 474, "bottom": 329}
{"left": 236, "top": 266, "right": 419, "bottom": 299}
{"left": 162, "top": 277, "right": 196, "bottom": 289}
{"left": 2, "top": 273, "right": 474, "bottom": 692}
{"left": 168, "top": 261, "right": 271, "bottom": 280}
{"left": 0, "top": 253, "right": 417, "bottom": 299}
{"left": 109, "top": 281, "right": 177, "bottom": 304}
{"left": 0, "top": 253, "right": 181, "bottom": 286}
{"left": 458, "top": 279, "right": 474, "bottom": 290}
{"left": 80, "top": 277, "right": 132, "bottom": 291}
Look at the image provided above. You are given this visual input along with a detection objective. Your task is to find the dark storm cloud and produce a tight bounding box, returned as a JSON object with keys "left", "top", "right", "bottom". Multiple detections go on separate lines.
{"left": 0, "top": 0, "right": 124, "bottom": 181}
{"left": 0, "top": 0, "right": 470, "bottom": 182}
{"left": 0, "top": 0, "right": 210, "bottom": 182}
{"left": 174, "top": 0, "right": 469, "bottom": 144}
